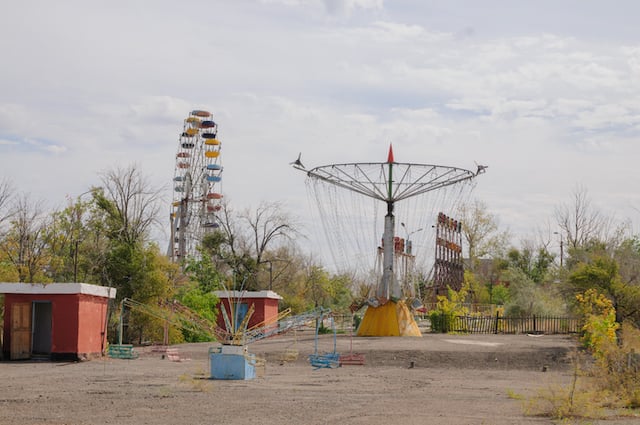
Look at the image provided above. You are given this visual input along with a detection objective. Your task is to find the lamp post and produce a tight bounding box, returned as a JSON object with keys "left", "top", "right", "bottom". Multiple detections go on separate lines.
{"left": 259, "top": 258, "right": 289, "bottom": 291}
{"left": 400, "top": 223, "right": 423, "bottom": 295}
{"left": 263, "top": 260, "right": 273, "bottom": 291}
{"left": 400, "top": 222, "right": 423, "bottom": 255}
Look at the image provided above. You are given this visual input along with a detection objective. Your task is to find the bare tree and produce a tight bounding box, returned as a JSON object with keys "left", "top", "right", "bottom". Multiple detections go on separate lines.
{"left": 203, "top": 200, "right": 300, "bottom": 290}
{"left": 0, "top": 194, "right": 50, "bottom": 282}
{"left": 531, "top": 217, "right": 558, "bottom": 253}
{"left": 0, "top": 177, "right": 14, "bottom": 230}
{"left": 554, "top": 185, "right": 626, "bottom": 250}
{"left": 213, "top": 200, "right": 246, "bottom": 262}
{"left": 202, "top": 200, "right": 250, "bottom": 280}
{"left": 240, "top": 201, "right": 300, "bottom": 267}
{"left": 97, "top": 164, "right": 163, "bottom": 245}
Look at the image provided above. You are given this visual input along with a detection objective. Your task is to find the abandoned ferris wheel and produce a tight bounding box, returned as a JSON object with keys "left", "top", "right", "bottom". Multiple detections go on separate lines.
{"left": 169, "top": 110, "right": 223, "bottom": 262}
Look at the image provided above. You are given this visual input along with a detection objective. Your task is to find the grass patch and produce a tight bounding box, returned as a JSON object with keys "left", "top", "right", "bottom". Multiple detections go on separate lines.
{"left": 525, "top": 383, "right": 604, "bottom": 420}
{"left": 178, "top": 373, "right": 213, "bottom": 392}
{"left": 522, "top": 323, "right": 640, "bottom": 421}
{"left": 506, "top": 388, "right": 525, "bottom": 400}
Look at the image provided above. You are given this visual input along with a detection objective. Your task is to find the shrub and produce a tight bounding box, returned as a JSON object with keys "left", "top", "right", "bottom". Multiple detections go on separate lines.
{"left": 589, "top": 322, "right": 640, "bottom": 409}
{"left": 429, "top": 278, "right": 470, "bottom": 333}
{"left": 525, "top": 291, "right": 640, "bottom": 420}
{"left": 575, "top": 289, "right": 619, "bottom": 358}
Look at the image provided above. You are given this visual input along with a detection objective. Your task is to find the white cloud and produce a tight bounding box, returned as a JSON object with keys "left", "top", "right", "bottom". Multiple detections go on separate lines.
{"left": 2, "top": 0, "right": 640, "bottom": 255}
{"left": 322, "top": 0, "right": 383, "bottom": 16}
{"left": 573, "top": 104, "right": 640, "bottom": 131}
{"left": 369, "top": 21, "right": 426, "bottom": 40}
{"left": 44, "top": 145, "right": 67, "bottom": 154}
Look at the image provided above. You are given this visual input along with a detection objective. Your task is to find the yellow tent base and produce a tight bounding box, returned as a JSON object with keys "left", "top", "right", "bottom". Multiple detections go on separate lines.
{"left": 356, "top": 300, "right": 422, "bottom": 337}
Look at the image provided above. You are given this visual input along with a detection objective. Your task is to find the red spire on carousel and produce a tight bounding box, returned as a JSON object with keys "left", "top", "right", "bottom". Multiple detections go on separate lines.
{"left": 387, "top": 143, "right": 395, "bottom": 163}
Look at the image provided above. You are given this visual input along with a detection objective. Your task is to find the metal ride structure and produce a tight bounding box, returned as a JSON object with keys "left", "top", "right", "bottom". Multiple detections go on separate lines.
{"left": 432, "top": 212, "right": 465, "bottom": 301}
{"left": 210, "top": 302, "right": 335, "bottom": 379}
{"left": 108, "top": 297, "right": 227, "bottom": 360}
{"left": 169, "top": 110, "right": 223, "bottom": 262}
{"left": 109, "top": 295, "right": 333, "bottom": 371}
{"left": 296, "top": 145, "right": 485, "bottom": 337}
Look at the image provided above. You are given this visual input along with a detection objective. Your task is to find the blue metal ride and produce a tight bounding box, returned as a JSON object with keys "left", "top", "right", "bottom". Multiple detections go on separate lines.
{"left": 308, "top": 309, "right": 340, "bottom": 370}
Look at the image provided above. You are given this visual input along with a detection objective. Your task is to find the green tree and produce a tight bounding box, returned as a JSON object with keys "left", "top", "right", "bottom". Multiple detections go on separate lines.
{"left": 93, "top": 164, "right": 165, "bottom": 296}
{"left": 465, "top": 270, "right": 490, "bottom": 304}
{"left": 92, "top": 165, "right": 177, "bottom": 344}
{"left": 174, "top": 285, "right": 219, "bottom": 342}
{"left": 458, "top": 199, "right": 510, "bottom": 277}
{"left": 45, "top": 194, "right": 104, "bottom": 283}
{"left": 506, "top": 246, "right": 554, "bottom": 284}
{"left": 107, "top": 243, "right": 182, "bottom": 344}
{"left": 303, "top": 264, "right": 353, "bottom": 313}
{"left": 490, "top": 284, "right": 510, "bottom": 305}
{"left": 270, "top": 250, "right": 308, "bottom": 314}
{"left": 615, "top": 237, "right": 640, "bottom": 286}
{"left": 183, "top": 251, "right": 224, "bottom": 293}
{"left": 503, "top": 267, "right": 566, "bottom": 316}
{"left": 569, "top": 254, "right": 640, "bottom": 327}
{"left": 306, "top": 265, "right": 331, "bottom": 309}
{"left": 253, "top": 246, "right": 305, "bottom": 310}
{"left": 325, "top": 273, "right": 353, "bottom": 313}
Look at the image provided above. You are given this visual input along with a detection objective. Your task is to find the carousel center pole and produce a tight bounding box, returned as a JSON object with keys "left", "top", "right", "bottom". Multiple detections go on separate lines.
{"left": 379, "top": 146, "right": 400, "bottom": 301}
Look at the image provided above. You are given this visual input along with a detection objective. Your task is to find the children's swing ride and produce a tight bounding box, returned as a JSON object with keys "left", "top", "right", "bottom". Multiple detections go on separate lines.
{"left": 294, "top": 145, "right": 486, "bottom": 337}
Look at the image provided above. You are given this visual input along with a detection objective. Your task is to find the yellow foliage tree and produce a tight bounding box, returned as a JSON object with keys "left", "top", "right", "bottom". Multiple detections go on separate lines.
{"left": 575, "top": 288, "right": 619, "bottom": 360}
{"left": 429, "top": 273, "right": 472, "bottom": 332}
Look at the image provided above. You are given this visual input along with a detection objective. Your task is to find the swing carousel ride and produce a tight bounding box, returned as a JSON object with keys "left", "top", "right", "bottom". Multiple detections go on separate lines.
{"left": 169, "top": 110, "right": 223, "bottom": 262}
{"left": 294, "top": 145, "right": 486, "bottom": 337}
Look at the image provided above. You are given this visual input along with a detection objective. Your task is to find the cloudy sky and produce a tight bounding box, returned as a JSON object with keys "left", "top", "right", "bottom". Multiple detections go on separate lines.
{"left": 2, "top": 0, "right": 640, "bottom": 264}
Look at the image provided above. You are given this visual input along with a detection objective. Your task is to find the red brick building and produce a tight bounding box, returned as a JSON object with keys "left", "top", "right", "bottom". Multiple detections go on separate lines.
{"left": 1, "top": 283, "right": 116, "bottom": 361}
{"left": 213, "top": 290, "right": 282, "bottom": 332}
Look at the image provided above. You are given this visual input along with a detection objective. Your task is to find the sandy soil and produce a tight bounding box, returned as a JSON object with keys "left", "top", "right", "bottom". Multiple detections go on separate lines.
{"left": 0, "top": 332, "right": 636, "bottom": 425}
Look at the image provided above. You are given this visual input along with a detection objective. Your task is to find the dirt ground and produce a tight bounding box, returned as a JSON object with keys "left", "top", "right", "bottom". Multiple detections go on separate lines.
{"left": 0, "top": 332, "right": 638, "bottom": 425}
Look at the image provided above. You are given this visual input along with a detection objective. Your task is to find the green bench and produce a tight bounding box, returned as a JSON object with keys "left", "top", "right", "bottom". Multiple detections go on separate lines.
{"left": 107, "top": 344, "right": 139, "bottom": 359}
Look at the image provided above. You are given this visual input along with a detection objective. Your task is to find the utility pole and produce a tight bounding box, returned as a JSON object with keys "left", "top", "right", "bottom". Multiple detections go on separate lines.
{"left": 554, "top": 231, "right": 564, "bottom": 269}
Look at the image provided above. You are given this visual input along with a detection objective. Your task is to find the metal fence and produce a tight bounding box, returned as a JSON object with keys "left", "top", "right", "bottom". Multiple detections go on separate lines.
{"left": 325, "top": 312, "right": 581, "bottom": 335}
{"left": 430, "top": 313, "right": 581, "bottom": 335}
{"left": 421, "top": 303, "right": 499, "bottom": 316}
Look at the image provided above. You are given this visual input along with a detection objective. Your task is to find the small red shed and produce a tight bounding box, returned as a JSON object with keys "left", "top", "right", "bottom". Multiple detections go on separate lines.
{"left": 213, "top": 290, "right": 282, "bottom": 331}
{"left": 0, "top": 283, "right": 116, "bottom": 361}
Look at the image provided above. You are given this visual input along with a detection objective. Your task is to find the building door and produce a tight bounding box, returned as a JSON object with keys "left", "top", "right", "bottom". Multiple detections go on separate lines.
{"left": 32, "top": 301, "right": 52, "bottom": 355}
{"left": 10, "top": 302, "right": 31, "bottom": 360}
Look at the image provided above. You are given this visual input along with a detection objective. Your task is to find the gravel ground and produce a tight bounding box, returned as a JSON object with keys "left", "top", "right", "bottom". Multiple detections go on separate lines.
{"left": 0, "top": 332, "right": 637, "bottom": 425}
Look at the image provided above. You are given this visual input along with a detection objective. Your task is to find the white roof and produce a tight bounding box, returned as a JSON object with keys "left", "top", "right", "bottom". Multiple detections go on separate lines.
{"left": 0, "top": 283, "right": 116, "bottom": 299}
{"left": 213, "top": 290, "right": 282, "bottom": 300}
